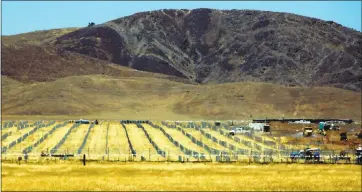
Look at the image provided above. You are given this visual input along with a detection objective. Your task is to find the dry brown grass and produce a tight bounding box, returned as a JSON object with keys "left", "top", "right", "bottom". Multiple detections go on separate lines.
{"left": 2, "top": 74, "right": 361, "bottom": 121}
{"left": 1, "top": 162, "right": 360, "bottom": 191}
{"left": 2, "top": 28, "right": 79, "bottom": 46}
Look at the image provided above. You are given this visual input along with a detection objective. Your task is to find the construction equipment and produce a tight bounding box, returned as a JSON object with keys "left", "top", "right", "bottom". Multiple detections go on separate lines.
{"left": 319, "top": 121, "right": 340, "bottom": 132}
{"left": 357, "top": 130, "right": 362, "bottom": 139}
{"left": 340, "top": 132, "right": 348, "bottom": 141}
{"left": 331, "top": 124, "right": 340, "bottom": 131}
{"left": 318, "top": 122, "right": 328, "bottom": 135}
{"left": 355, "top": 145, "right": 362, "bottom": 164}
{"left": 263, "top": 124, "right": 271, "bottom": 132}
{"left": 303, "top": 126, "right": 313, "bottom": 137}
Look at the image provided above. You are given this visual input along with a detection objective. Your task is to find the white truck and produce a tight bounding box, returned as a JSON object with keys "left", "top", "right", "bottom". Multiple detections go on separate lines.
{"left": 228, "top": 126, "right": 252, "bottom": 136}
{"left": 248, "top": 123, "right": 264, "bottom": 131}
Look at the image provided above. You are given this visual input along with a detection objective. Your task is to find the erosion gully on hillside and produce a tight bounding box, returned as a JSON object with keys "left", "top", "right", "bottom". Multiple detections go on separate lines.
{"left": 53, "top": 9, "right": 362, "bottom": 91}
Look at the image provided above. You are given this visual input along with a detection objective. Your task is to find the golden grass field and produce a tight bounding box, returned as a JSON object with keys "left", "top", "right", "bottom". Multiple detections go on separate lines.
{"left": 1, "top": 162, "right": 361, "bottom": 191}
{"left": 2, "top": 73, "right": 362, "bottom": 121}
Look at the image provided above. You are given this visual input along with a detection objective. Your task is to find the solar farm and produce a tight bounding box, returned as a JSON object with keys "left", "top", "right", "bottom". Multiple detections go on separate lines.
{"left": 1, "top": 120, "right": 361, "bottom": 164}
{"left": 2, "top": 119, "right": 361, "bottom": 191}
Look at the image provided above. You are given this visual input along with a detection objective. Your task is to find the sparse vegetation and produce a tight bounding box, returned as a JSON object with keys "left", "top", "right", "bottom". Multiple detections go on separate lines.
{"left": 2, "top": 75, "right": 361, "bottom": 120}
{"left": 88, "top": 22, "right": 95, "bottom": 27}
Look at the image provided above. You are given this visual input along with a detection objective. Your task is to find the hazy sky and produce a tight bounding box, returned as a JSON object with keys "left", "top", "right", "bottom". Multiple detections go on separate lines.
{"left": 2, "top": 1, "right": 361, "bottom": 35}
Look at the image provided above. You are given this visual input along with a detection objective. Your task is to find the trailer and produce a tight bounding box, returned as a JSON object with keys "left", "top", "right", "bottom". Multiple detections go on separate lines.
{"left": 75, "top": 119, "right": 90, "bottom": 124}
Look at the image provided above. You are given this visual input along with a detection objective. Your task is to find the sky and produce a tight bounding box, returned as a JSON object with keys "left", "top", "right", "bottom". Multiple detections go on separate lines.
{"left": 2, "top": 1, "right": 361, "bottom": 35}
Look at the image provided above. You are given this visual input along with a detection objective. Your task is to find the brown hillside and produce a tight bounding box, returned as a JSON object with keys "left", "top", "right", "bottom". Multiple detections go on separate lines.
{"left": 1, "top": 44, "right": 191, "bottom": 84}
{"left": 2, "top": 75, "right": 361, "bottom": 120}
{"left": 2, "top": 28, "right": 79, "bottom": 46}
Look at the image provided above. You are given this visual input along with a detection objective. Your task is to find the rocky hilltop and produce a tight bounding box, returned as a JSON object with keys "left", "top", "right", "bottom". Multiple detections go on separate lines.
{"left": 54, "top": 9, "right": 361, "bottom": 91}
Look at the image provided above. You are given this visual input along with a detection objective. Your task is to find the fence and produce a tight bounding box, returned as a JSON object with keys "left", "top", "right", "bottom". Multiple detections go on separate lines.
{"left": 77, "top": 124, "right": 95, "bottom": 154}
{"left": 2, "top": 148, "right": 361, "bottom": 165}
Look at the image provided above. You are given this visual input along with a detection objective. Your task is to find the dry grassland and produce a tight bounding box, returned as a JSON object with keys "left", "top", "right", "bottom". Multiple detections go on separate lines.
{"left": 2, "top": 74, "right": 361, "bottom": 121}
{"left": 1, "top": 162, "right": 360, "bottom": 191}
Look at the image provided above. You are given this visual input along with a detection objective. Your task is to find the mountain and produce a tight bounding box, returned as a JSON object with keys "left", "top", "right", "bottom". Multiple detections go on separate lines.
{"left": 1, "top": 9, "right": 361, "bottom": 120}
{"left": 1, "top": 28, "right": 191, "bottom": 84}
{"left": 52, "top": 8, "right": 361, "bottom": 91}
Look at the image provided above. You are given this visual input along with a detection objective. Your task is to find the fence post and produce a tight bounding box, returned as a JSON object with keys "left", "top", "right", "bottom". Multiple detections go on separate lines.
{"left": 332, "top": 150, "right": 335, "bottom": 164}
{"left": 149, "top": 148, "right": 151, "bottom": 161}
{"left": 83, "top": 154, "right": 86, "bottom": 166}
{"left": 249, "top": 149, "right": 251, "bottom": 164}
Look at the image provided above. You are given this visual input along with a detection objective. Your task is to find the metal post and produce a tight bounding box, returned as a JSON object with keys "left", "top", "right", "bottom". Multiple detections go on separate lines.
{"left": 83, "top": 154, "right": 86, "bottom": 166}
{"left": 249, "top": 149, "right": 251, "bottom": 164}
{"left": 149, "top": 148, "right": 151, "bottom": 161}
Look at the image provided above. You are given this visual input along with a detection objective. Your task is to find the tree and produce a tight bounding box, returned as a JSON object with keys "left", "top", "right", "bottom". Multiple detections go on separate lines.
{"left": 88, "top": 22, "right": 95, "bottom": 27}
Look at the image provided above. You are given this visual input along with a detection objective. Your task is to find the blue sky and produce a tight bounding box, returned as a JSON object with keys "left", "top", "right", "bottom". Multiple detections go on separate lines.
{"left": 2, "top": 1, "right": 361, "bottom": 35}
